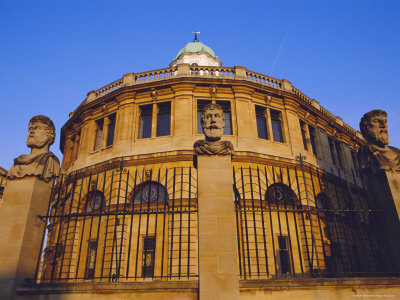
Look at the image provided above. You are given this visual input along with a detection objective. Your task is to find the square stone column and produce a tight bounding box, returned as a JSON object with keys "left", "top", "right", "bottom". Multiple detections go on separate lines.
{"left": 364, "top": 171, "right": 400, "bottom": 272}
{"left": 0, "top": 177, "right": 53, "bottom": 299}
{"left": 197, "top": 155, "right": 240, "bottom": 300}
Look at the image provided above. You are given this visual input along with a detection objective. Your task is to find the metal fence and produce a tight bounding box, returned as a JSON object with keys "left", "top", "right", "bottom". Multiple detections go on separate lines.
{"left": 35, "top": 157, "right": 396, "bottom": 284}
{"left": 35, "top": 161, "right": 198, "bottom": 283}
{"left": 233, "top": 160, "right": 394, "bottom": 279}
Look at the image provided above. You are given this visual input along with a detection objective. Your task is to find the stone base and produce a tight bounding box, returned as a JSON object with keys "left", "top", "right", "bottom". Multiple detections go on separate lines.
{"left": 364, "top": 171, "right": 400, "bottom": 272}
{"left": 0, "top": 177, "right": 53, "bottom": 299}
{"left": 197, "top": 155, "right": 240, "bottom": 300}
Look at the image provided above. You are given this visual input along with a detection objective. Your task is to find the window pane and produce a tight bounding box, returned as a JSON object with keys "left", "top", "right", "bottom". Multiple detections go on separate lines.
{"left": 300, "top": 120, "right": 308, "bottom": 151}
{"left": 255, "top": 106, "right": 268, "bottom": 139}
{"left": 197, "top": 100, "right": 212, "bottom": 134}
{"left": 271, "top": 110, "right": 284, "bottom": 143}
{"left": 142, "top": 236, "right": 156, "bottom": 278}
{"left": 93, "top": 119, "right": 104, "bottom": 151}
{"left": 85, "top": 241, "right": 97, "bottom": 279}
{"left": 139, "top": 105, "right": 153, "bottom": 139}
{"left": 106, "top": 114, "right": 116, "bottom": 146}
{"left": 328, "top": 137, "right": 336, "bottom": 165}
{"left": 335, "top": 141, "right": 343, "bottom": 168}
{"left": 217, "top": 101, "right": 232, "bottom": 135}
{"left": 309, "top": 125, "right": 318, "bottom": 155}
{"left": 157, "top": 102, "right": 171, "bottom": 137}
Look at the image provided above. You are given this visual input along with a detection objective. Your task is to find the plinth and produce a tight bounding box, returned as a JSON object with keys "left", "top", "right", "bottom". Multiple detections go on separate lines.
{"left": 365, "top": 171, "right": 400, "bottom": 272}
{"left": 0, "top": 177, "right": 53, "bottom": 299}
{"left": 197, "top": 155, "right": 240, "bottom": 300}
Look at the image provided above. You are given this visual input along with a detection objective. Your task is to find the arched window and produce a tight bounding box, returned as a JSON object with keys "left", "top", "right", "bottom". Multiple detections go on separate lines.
{"left": 316, "top": 193, "right": 332, "bottom": 210}
{"left": 265, "top": 183, "right": 298, "bottom": 206}
{"left": 85, "top": 190, "right": 105, "bottom": 212}
{"left": 131, "top": 181, "right": 168, "bottom": 205}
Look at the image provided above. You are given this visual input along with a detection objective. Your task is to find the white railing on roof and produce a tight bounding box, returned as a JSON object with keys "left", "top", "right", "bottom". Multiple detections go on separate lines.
{"left": 189, "top": 66, "right": 235, "bottom": 77}
{"left": 133, "top": 67, "right": 177, "bottom": 84}
{"left": 291, "top": 87, "right": 312, "bottom": 105}
{"left": 246, "top": 70, "right": 282, "bottom": 89}
{"left": 95, "top": 78, "right": 123, "bottom": 98}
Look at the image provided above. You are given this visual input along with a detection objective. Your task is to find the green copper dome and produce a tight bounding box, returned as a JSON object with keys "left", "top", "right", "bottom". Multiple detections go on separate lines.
{"left": 175, "top": 41, "right": 217, "bottom": 59}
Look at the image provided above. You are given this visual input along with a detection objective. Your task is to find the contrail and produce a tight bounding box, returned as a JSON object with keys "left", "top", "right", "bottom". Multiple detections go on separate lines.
{"left": 270, "top": 32, "right": 288, "bottom": 76}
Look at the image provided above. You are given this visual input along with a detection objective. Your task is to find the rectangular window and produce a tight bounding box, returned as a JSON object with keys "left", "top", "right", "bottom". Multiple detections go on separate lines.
{"left": 278, "top": 236, "right": 291, "bottom": 275}
{"left": 271, "top": 109, "right": 284, "bottom": 143}
{"left": 139, "top": 105, "right": 153, "bottom": 139}
{"left": 309, "top": 125, "right": 318, "bottom": 155}
{"left": 351, "top": 150, "right": 359, "bottom": 176}
{"left": 142, "top": 236, "right": 156, "bottom": 278}
{"left": 93, "top": 118, "right": 104, "bottom": 151}
{"left": 106, "top": 114, "right": 116, "bottom": 146}
{"left": 197, "top": 100, "right": 212, "bottom": 134}
{"left": 217, "top": 101, "right": 233, "bottom": 135}
{"left": 85, "top": 240, "right": 97, "bottom": 279}
{"left": 328, "top": 137, "right": 337, "bottom": 165}
{"left": 300, "top": 120, "right": 308, "bottom": 151}
{"left": 255, "top": 105, "right": 268, "bottom": 139}
{"left": 335, "top": 141, "right": 343, "bottom": 168}
{"left": 156, "top": 102, "right": 171, "bottom": 137}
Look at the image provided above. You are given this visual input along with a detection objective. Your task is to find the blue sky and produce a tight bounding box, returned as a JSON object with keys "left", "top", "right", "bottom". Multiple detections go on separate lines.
{"left": 1, "top": 0, "right": 399, "bottom": 170}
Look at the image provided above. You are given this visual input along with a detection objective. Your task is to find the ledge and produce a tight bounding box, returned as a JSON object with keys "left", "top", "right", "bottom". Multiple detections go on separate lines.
{"left": 240, "top": 277, "right": 400, "bottom": 290}
{"left": 17, "top": 280, "right": 198, "bottom": 295}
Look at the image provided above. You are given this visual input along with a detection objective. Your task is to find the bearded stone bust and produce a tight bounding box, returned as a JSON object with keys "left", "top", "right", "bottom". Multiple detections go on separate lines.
{"left": 193, "top": 103, "right": 234, "bottom": 156}
{"left": 358, "top": 109, "right": 400, "bottom": 174}
{"left": 8, "top": 115, "right": 60, "bottom": 182}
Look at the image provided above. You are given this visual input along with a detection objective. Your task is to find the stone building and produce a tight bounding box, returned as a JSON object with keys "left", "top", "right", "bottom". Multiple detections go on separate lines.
{"left": 8, "top": 38, "right": 400, "bottom": 299}
{"left": 0, "top": 166, "right": 7, "bottom": 206}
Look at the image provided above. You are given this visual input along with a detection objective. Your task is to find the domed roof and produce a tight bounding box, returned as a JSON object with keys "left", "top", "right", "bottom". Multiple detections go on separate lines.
{"left": 175, "top": 40, "right": 217, "bottom": 59}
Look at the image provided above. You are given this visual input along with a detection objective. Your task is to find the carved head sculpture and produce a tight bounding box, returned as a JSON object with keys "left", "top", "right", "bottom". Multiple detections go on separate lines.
{"left": 27, "top": 115, "right": 56, "bottom": 150}
{"left": 359, "top": 110, "right": 389, "bottom": 147}
{"left": 200, "top": 103, "right": 225, "bottom": 142}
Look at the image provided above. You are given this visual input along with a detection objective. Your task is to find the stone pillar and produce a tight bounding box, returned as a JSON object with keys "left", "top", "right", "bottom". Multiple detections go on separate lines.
{"left": 197, "top": 155, "right": 240, "bottom": 300}
{"left": 364, "top": 171, "right": 400, "bottom": 272}
{"left": 0, "top": 177, "right": 54, "bottom": 299}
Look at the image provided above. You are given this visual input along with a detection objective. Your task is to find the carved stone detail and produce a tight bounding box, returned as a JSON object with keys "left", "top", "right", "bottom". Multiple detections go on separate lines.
{"left": 358, "top": 109, "right": 400, "bottom": 174}
{"left": 8, "top": 115, "right": 60, "bottom": 182}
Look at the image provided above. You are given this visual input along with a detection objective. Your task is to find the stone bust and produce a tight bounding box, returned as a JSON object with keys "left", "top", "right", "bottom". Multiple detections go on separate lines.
{"left": 358, "top": 109, "right": 400, "bottom": 174}
{"left": 193, "top": 103, "right": 234, "bottom": 156}
{"left": 8, "top": 115, "right": 60, "bottom": 182}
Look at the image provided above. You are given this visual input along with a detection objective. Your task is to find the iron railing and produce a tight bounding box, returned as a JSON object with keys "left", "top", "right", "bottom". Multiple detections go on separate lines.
{"left": 34, "top": 157, "right": 396, "bottom": 285}
{"left": 233, "top": 161, "right": 393, "bottom": 279}
{"left": 35, "top": 161, "right": 198, "bottom": 283}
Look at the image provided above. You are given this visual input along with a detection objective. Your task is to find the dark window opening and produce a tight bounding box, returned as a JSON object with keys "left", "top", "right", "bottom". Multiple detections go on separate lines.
{"left": 197, "top": 100, "right": 212, "bottom": 134}
{"left": 335, "top": 141, "right": 343, "bottom": 168}
{"left": 266, "top": 183, "right": 298, "bottom": 206}
{"left": 278, "top": 236, "right": 291, "bottom": 275}
{"left": 328, "top": 137, "right": 337, "bottom": 165}
{"left": 86, "top": 190, "right": 105, "bottom": 212}
{"left": 217, "top": 101, "right": 233, "bottom": 135}
{"left": 156, "top": 102, "right": 171, "bottom": 137}
{"left": 300, "top": 120, "right": 308, "bottom": 151}
{"left": 256, "top": 105, "right": 268, "bottom": 140}
{"left": 85, "top": 240, "right": 98, "bottom": 279}
{"left": 309, "top": 125, "right": 318, "bottom": 155}
{"left": 142, "top": 236, "right": 156, "bottom": 278}
{"left": 106, "top": 114, "right": 116, "bottom": 146}
{"left": 131, "top": 181, "right": 168, "bottom": 205}
{"left": 93, "top": 118, "right": 104, "bottom": 151}
{"left": 139, "top": 105, "right": 153, "bottom": 139}
{"left": 271, "top": 109, "right": 284, "bottom": 143}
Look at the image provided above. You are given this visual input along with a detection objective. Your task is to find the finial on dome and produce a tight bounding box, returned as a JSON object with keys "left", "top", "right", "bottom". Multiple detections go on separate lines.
{"left": 192, "top": 31, "right": 200, "bottom": 42}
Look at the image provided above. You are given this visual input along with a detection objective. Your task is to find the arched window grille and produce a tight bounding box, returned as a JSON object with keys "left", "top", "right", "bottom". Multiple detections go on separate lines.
{"left": 85, "top": 190, "right": 105, "bottom": 212}
{"left": 265, "top": 183, "right": 298, "bottom": 206}
{"left": 131, "top": 181, "right": 168, "bottom": 205}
